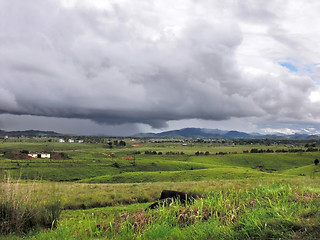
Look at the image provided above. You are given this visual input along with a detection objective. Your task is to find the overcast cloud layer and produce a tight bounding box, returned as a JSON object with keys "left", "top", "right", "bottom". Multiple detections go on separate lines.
{"left": 1, "top": 0, "right": 320, "bottom": 135}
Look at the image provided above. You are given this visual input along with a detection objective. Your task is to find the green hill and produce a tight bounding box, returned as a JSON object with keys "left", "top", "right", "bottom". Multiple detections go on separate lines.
{"left": 282, "top": 164, "right": 320, "bottom": 177}
{"left": 79, "top": 167, "right": 285, "bottom": 183}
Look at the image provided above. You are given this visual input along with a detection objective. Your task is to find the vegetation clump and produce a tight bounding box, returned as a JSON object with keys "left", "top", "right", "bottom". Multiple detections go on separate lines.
{"left": 3, "top": 150, "right": 32, "bottom": 160}
{"left": 0, "top": 178, "right": 62, "bottom": 235}
{"left": 51, "top": 152, "right": 70, "bottom": 160}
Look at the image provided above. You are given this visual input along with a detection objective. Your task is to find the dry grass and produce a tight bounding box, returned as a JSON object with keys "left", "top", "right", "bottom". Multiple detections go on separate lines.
{"left": 2, "top": 178, "right": 318, "bottom": 211}
{"left": 0, "top": 177, "right": 61, "bottom": 234}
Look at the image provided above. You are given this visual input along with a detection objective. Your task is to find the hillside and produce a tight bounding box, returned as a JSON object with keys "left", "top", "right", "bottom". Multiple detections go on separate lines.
{"left": 134, "top": 128, "right": 251, "bottom": 139}
{"left": 134, "top": 127, "right": 320, "bottom": 139}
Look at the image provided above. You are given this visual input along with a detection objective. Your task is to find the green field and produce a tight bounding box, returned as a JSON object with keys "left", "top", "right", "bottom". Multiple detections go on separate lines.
{"left": 1, "top": 137, "right": 320, "bottom": 239}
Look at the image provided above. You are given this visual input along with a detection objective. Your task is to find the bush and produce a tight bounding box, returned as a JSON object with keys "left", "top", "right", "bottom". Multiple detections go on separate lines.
{"left": 51, "top": 152, "right": 70, "bottom": 160}
{"left": 111, "top": 162, "right": 121, "bottom": 168}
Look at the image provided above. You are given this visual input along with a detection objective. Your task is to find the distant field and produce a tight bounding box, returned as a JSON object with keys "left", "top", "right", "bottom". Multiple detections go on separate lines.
{"left": 1, "top": 138, "right": 319, "bottom": 182}
{"left": 1, "top": 137, "right": 320, "bottom": 239}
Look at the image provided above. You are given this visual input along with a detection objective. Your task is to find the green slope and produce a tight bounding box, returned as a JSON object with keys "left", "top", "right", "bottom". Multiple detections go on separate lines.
{"left": 79, "top": 167, "right": 286, "bottom": 183}
{"left": 282, "top": 164, "right": 320, "bottom": 177}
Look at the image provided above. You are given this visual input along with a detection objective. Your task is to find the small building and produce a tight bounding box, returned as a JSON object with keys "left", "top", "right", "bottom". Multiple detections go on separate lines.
{"left": 59, "top": 139, "right": 65, "bottom": 143}
{"left": 77, "top": 140, "right": 84, "bottom": 143}
{"left": 68, "top": 139, "right": 75, "bottom": 143}
{"left": 28, "top": 153, "right": 51, "bottom": 159}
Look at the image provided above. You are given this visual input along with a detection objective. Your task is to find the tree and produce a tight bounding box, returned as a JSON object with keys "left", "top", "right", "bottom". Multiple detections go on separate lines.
{"left": 250, "top": 148, "right": 259, "bottom": 153}
{"left": 314, "top": 159, "right": 319, "bottom": 165}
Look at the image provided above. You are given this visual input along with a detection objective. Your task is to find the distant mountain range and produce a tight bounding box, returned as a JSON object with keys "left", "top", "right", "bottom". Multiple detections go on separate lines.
{"left": 1, "top": 128, "right": 319, "bottom": 139}
{"left": 133, "top": 128, "right": 320, "bottom": 139}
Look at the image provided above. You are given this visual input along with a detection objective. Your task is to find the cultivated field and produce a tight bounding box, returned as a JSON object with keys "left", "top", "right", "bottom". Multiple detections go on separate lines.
{"left": 1, "top": 137, "right": 320, "bottom": 239}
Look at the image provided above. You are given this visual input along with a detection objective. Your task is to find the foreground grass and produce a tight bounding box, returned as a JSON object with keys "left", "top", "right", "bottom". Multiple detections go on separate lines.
{"left": 3, "top": 179, "right": 317, "bottom": 240}
{"left": 0, "top": 178, "right": 307, "bottom": 211}
{"left": 1, "top": 178, "right": 320, "bottom": 239}
{"left": 0, "top": 178, "right": 61, "bottom": 235}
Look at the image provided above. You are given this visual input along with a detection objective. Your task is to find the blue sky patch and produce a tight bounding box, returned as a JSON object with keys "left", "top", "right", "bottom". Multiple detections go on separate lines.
{"left": 279, "top": 62, "right": 298, "bottom": 72}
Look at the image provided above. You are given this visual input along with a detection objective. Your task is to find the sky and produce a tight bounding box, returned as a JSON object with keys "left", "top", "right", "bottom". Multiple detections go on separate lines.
{"left": 1, "top": 0, "right": 320, "bottom": 136}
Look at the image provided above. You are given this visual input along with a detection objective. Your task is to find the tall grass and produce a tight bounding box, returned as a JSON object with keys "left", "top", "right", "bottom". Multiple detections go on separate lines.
{"left": 17, "top": 179, "right": 320, "bottom": 240}
{"left": 0, "top": 177, "right": 62, "bottom": 235}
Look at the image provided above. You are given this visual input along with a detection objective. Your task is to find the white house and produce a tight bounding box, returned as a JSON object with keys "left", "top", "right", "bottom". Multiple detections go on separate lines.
{"left": 59, "top": 139, "right": 65, "bottom": 143}
{"left": 68, "top": 139, "right": 75, "bottom": 143}
{"left": 28, "top": 153, "right": 51, "bottom": 159}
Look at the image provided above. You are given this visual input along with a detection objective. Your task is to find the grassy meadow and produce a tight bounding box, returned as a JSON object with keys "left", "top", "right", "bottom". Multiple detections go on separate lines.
{"left": 1, "top": 137, "right": 320, "bottom": 239}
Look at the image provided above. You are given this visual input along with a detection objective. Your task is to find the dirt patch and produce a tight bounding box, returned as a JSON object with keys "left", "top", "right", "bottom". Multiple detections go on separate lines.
{"left": 101, "top": 153, "right": 113, "bottom": 158}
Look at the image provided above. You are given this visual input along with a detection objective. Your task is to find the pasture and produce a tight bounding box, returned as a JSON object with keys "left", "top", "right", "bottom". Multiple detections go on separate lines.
{"left": 0, "top": 137, "right": 320, "bottom": 239}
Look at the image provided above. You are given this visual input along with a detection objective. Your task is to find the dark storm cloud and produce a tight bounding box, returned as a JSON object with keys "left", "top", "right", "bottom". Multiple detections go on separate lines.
{"left": 0, "top": 0, "right": 319, "bottom": 131}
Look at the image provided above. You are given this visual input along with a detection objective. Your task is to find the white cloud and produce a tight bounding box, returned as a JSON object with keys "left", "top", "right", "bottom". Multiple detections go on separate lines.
{"left": 0, "top": 0, "right": 320, "bottom": 134}
{"left": 261, "top": 128, "right": 300, "bottom": 135}
{"left": 309, "top": 89, "right": 320, "bottom": 103}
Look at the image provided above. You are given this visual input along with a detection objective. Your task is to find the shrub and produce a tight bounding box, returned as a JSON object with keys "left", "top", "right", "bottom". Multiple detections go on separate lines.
{"left": 51, "top": 152, "right": 70, "bottom": 160}
{"left": 112, "top": 162, "right": 121, "bottom": 168}
{"left": 3, "top": 151, "right": 32, "bottom": 159}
